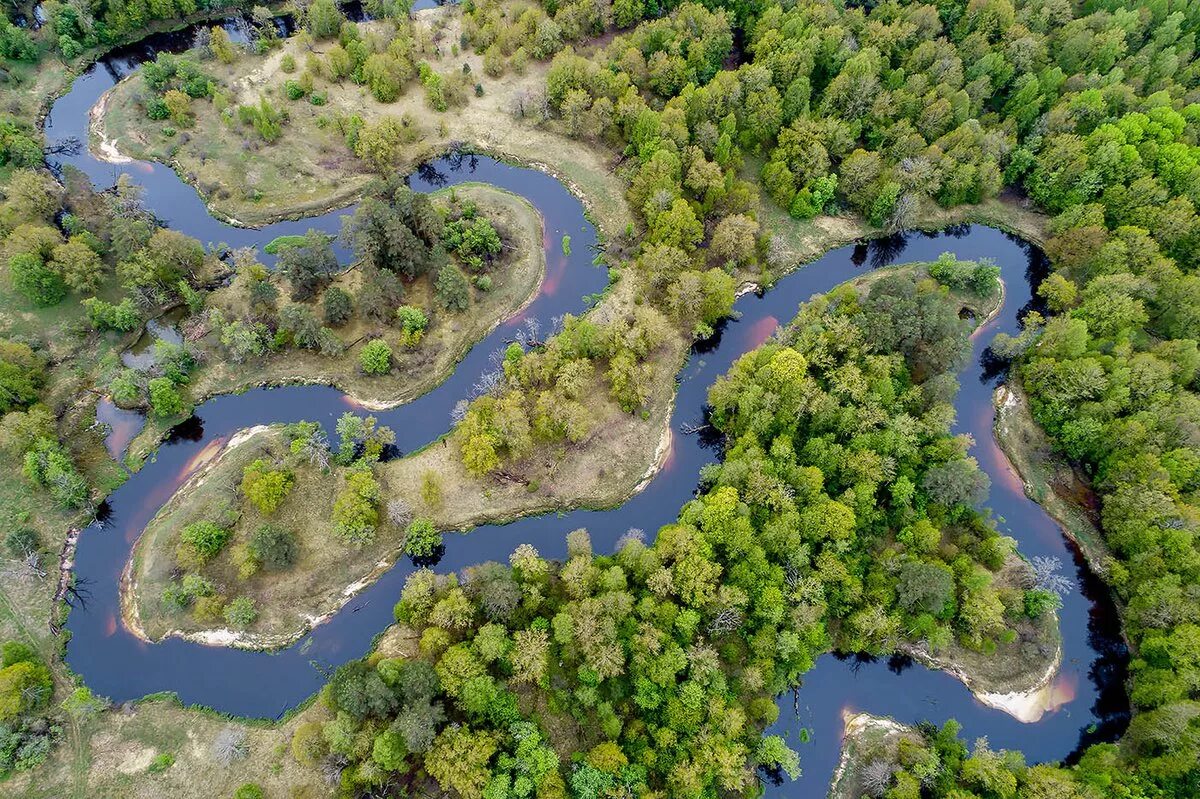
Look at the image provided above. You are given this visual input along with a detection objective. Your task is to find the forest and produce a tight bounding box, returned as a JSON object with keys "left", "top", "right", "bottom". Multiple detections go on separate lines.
{"left": 0, "top": 0, "right": 1197, "bottom": 796}
{"left": 296, "top": 267, "right": 1049, "bottom": 798}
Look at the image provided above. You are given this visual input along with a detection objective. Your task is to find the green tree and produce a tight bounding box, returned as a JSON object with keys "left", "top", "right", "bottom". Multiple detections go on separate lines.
{"left": 177, "top": 521, "right": 232, "bottom": 567}
{"left": 52, "top": 237, "right": 104, "bottom": 294}
{"left": 306, "top": 0, "right": 344, "bottom": 39}
{"left": 359, "top": 339, "right": 393, "bottom": 375}
{"left": 0, "top": 340, "right": 44, "bottom": 413}
{"left": 323, "top": 286, "right": 353, "bottom": 325}
{"left": 404, "top": 518, "right": 442, "bottom": 558}
{"left": 211, "top": 27, "right": 237, "bottom": 64}
{"left": 395, "top": 305, "right": 428, "bottom": 347}
{"left": 435, "top": 264, "right": 470, "bottom": 311}
{"left": 240, "top": 459, "right": 295, "bottom": 515}
{"left": 249, "top": 524, "right": 297, "bottom": 570}
{"left": 333, "top": 468, "right": 382, "bottom": 545}
{"left": 224, "top": 597, "right": 258, "bottom": 628}
{"left": 279, "top": 230, "right": 337, "bottom": 301}
{"left": 9, "top": 253, "right": 66, "bottom": 307}
{"left": 148, "top": 377, "right": 185, "bottom": 418}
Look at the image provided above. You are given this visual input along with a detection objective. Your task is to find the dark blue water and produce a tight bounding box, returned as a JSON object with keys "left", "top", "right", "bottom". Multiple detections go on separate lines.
{"left": 44, "top": 15, "right": 1128, "bottom": 795}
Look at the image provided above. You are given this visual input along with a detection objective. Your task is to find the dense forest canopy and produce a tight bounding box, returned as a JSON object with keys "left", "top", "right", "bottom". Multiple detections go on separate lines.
{"left": 464, "top": 0, "right": 1200, "bottom": 792}
{"left": 305, "top": 268, "right": 1043, "bottom": 798}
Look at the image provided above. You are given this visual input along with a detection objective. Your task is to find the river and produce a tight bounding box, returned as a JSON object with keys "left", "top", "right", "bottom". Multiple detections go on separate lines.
{"left": 42, "top": 10, "right": 1129, "bottom": 795}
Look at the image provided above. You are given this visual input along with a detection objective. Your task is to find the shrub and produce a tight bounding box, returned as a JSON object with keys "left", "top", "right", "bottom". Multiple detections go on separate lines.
{"left": 146, "top": 97, "right": 170, "bottom": 120}
{"left": 110, "top": 369, "right": 142, "bottom": 407}
{"left": 395, "top": 305, "right": 428, "bottom": 347}
{"left": 420, "top": 471, "right": 443, "bottom": 509}
{"left": 928, "top": 252, "right": 1000, "bottom": 297}
{"left": 291, "top": 721, "right": 325, "bottom": 765}
{"left": 162, "top": 582, "right": 193, "bottom": 611}
{"left": 62, "top": 686, "right": 108, "bottom": 719}
{"left": 238, "top": 97, "right": 284, "bottom": 142}
{"left": 3, "top": 528, "right": 38, "bottom": 558}
{"left": 83, "top": 298, "right": 142, "bottom": 332}
{"left": 22, "top": 440, "right": 89, "bottom": 509}
{"left": 162, "top": 574, "right": 215, "bottom": 611}
{"left": 148, "top": 753, "right": 175, "bottom": 773}
{"left": 404, "top": 518, "right": 442, "bottom": 558}
{"left": 434, "top": 264, "right": 470, "bottom": 311}
{"left": 323, "top": 287, "right": 353, "bottom": 326}
{"left": 163, "top": 89, "right": 194, "bottom": 126}
{"left": 148, "top": 377, "right": 185, "bottom": 418}
{"left": 193, "top": 594, "right": 226, "bottom": 622}
{"left": 232, "top": 544, "right": 259, "bottom": 580}
{"left": 359, "top": 339, "right": 392, "bottom": 375}
{"left": 224, "top": 596, "right": 258, "bottom": 628}
{"left": 332, "top": 467, "right": 381, "bottom": 545}
{"left": 1024, "top": 588, "right": 1061, "bottom": 619}
{"left": 240, "top": 459, "right": 295, "bottom": 515}
{"left": 177, "top": 521, "right": 231, "bottom": 567}
{"left": 234, "top": 784, "right": 264, "bottom": 799}
{"left": 249, "top": 524, "right": 297, "bottom": 570}
{"left": 182, "top": 574, "right": 215, "bottom": 597}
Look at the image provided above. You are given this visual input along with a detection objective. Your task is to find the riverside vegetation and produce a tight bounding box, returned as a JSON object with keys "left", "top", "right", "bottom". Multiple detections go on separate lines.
{"left": 288, "top": 263, "right": 1060, "bottom": 798}
{"left": 0, "top": 0, "right": 1197, "bottom": 797}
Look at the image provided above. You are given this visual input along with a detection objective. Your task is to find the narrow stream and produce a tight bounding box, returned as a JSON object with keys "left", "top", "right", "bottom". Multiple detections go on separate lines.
{"left": 43, "top": 13, "right": 1129, "bottom": 794}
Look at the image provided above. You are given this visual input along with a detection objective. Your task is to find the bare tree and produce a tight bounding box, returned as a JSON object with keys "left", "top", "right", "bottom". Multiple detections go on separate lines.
{"left": 190, "top": 26, "right": 212, "bottom": 58}
{"left": 765, "top": 234, "right": 789, "bottom": 272}
{"left": 616, "top": 528, "right": 645, "bottom": 551}
{"left": 212, "top": 727, "right": 249, "bottom": 766}
{"left": 469, "top": 370, "right": 503, "bottom": 399}
{"left": 298, "top": 427, "right": 331, "bottom": 470}
{"left": 1031, "top": 555, "right": 1072, "bottom": 596}
{"left": 861, "top": 759, "right": 895, "bottom": 797}
{"left": 888, "top": 191, "right": 920, "bottom": 233}
{"left": 708, "top": 607, "right": 742, "bottom": 635}
{"left": 320, "top": 754, "right": 348, "bottom": 786}
{"left": 387, "top": 499, "right": 413, "bottom": 529}
{"left": 524, "top": 317, "right": 541, "bottom": 346}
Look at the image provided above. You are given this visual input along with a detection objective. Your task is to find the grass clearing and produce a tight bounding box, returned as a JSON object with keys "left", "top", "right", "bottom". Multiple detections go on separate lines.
{"left": 128, "top": 425, "right": 386, "bottom": 645}
{"left": 8, "top": 695, "right": 328, "bottom": 799}
{"left": 97, "top": 9, "right": 633, "bottom": 245}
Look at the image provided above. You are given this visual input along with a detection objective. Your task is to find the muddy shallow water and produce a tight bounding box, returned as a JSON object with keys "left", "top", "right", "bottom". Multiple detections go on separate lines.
{"left": 44, "top": 13, "right": 1128, "bottom": 795}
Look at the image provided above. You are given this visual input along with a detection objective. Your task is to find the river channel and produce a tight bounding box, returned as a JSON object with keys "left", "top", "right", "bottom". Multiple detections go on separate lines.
{"left": 43, "top": 11, "right": 1129, "bottom": 795}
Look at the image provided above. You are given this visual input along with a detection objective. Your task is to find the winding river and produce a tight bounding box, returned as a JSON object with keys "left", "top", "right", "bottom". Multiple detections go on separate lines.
{"left": 42, "top": 12, "right": 1130, "bottom": 795}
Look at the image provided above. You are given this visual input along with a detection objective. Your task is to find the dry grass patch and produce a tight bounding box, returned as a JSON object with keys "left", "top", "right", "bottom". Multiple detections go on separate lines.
{"left": 129, "top": 425, "right": 407, "bottom": 645}
{"left": 97, "top": 9, "right": 632, "bottom": 242}
{"left": 9, "top": 696, "right": 328, "bottom": 799}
